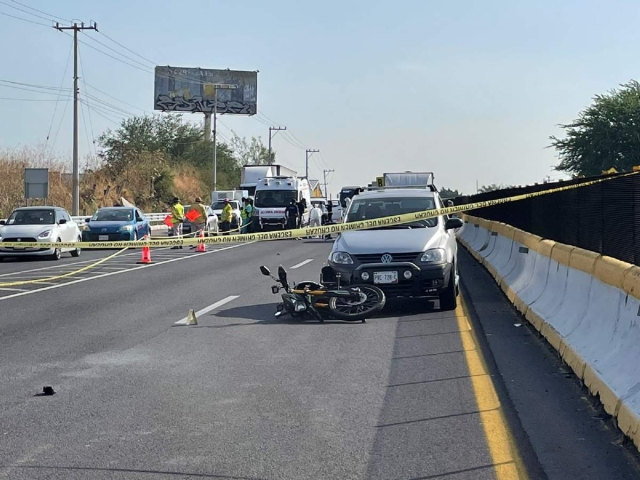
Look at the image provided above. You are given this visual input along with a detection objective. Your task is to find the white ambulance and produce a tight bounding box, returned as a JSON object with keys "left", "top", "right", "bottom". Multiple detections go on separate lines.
{"left": 254, "top": 176, "right": 311, "bottom": 231}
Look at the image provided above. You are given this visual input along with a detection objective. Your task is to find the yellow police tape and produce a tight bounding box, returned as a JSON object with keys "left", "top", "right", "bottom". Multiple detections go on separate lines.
{"left": 1, "top": 172, "right": 637, "bottom": 250}
{"left": 0, "top": 248, "right": 128, "bottom": 287}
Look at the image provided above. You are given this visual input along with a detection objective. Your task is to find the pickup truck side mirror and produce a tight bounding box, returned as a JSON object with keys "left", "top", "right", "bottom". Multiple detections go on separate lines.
{"left": 59, "top": 219, "right": 67, "bottom": 225}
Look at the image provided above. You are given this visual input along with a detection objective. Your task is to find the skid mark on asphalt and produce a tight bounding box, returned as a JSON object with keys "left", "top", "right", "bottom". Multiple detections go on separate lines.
{"left": 0, "top": 243, "right": 253, "bottom": 302}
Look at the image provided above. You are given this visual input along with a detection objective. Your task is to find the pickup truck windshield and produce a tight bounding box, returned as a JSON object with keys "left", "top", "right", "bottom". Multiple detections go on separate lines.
{"left": 255, "top": 190, "right": 297, "bottom": 208}
{"left": 345, "top": 196, "right": 438, "bottom": 228}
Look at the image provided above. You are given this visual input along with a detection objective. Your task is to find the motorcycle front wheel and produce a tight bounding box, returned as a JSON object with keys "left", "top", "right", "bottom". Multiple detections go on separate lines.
{"left": 328, "top": 285, "right": 386, "bottom": 321}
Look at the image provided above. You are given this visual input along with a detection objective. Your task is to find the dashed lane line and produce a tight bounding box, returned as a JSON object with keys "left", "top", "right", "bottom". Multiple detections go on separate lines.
{"left": 291, "top": 259, "right": 313, "bottom": 269}
{"left": 0, "top": 243, "right": 255, "bottom": 303}
{"left": 174, "top": 295, "right": 240, "bottom": 325}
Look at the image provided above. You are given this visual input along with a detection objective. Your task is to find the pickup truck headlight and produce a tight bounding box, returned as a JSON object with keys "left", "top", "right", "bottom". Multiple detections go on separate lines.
{"left": 330, "top": 251, "right": 354, "bottom": 265}
{"left": 38, "top": 230, "right": 52, "bottom": 239}
{"left": 420, "top": 248, "right": 446, "bottom": 263}
{"left": 118, "top": 225, "right": 134, "bottom": 232}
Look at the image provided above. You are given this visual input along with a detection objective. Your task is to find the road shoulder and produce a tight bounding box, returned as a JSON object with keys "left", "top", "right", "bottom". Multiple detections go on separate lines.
{"left": 459, "top": 247, "right": 640, "bottom": 480}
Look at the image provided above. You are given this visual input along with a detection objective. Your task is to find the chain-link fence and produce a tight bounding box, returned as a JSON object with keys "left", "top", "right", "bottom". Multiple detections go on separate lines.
{"left": 454, "top": 173, "right": 640, "bottom": 266}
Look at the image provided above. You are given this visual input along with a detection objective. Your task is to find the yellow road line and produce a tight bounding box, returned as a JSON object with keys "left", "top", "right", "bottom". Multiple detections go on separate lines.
{"left": 456, "top": 296, "right": 528, "bottom": 480}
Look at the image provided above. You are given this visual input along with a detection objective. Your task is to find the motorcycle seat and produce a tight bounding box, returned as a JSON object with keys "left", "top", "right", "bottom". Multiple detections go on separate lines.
{"left": 294, "top": 281, "right": 324, "bottom": 291}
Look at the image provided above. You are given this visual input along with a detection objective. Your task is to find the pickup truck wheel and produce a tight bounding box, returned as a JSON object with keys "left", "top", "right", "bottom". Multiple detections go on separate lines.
{"left": 439, "top": 266, "right": 457, "bottom": 311}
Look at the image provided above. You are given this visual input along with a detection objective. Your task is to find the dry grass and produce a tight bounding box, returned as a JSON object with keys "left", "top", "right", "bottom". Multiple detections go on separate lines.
{"left": 0, "top": 147, "right": 209, "bottom": 217}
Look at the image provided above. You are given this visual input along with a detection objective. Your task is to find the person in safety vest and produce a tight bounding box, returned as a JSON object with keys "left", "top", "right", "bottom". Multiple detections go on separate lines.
{"left": 220, "top": 198, "right": 233, "bottom": 235}
{"left": 242, "top": 198, "right": 253, "bottom": 234}
{"left": 189, "top": 196, "right": 208, "bottom": 249}
{"left": 170, "top": 197, "right": 184, "bottom": 249}
{"left": 240, "top": 197, "right": 248, "bottom": 232}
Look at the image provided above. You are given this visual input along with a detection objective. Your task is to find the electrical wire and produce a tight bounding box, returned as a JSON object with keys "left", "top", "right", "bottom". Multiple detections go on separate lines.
{"left": 80, "top": 32, "right": 155, "bottom": 71}
{"left": 0, "top": 9, "right": 50, "bottom": 26}
{"left": 50, "top": 95, "right": 71, "bottom": 151}
{"left": 78, "top": 43, "right": 96, "bottom": 158}
{"left": 0, "top": 0, "right": 53, "bottom": 22}
{"left": 0, "top": 78, "right": 70, "bottom": 91}
{"left": 9, "top": 0, "right": 69, "bottom": 22}
{"left": 83, "top": 81, "right": 149, "bottom": 113}
{"left": 0, "top": 96, "right": 70, "bottom": 101}
{"left": 45, "top": 41, "right": 73, "bottom": 149}
{"left": 97, "top": 30, "right": 156, "bottom": 66}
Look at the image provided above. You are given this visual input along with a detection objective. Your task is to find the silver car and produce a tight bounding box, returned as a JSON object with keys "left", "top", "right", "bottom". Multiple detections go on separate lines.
{"left": 0, "top": 206, "right": 82, "bottom": 260}
{"left": 323, "top": 188, "right": 463, "bottom": 310}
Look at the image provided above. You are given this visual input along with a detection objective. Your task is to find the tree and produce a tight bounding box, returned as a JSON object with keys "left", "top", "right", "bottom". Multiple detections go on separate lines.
{"left": 98, "top": 114, "right": 202, "bottom": 174}
{"left": 439, "top": 187, "right": 462, "bottom": 199}
{"left": 229, "top": 133, "right": 272, "bottom": 165}
{"left": 550, "top": 80, "right": 640, "bottom": 177}
{"left": 477, "top": 183, "right": 513, "bottom": 193}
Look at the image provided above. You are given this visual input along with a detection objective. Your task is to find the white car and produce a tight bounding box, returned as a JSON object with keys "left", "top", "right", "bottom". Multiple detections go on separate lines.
{"left": 211, "top": 199, "right": 243, "bottom": 230}
{"left": 0, "top": 206, "right": 82, "bottom": 260}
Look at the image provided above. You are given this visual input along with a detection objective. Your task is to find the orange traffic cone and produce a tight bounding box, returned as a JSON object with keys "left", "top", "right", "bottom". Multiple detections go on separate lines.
{"left": 136, "top": 234, "right": 152, "bottom": 264}
{"left": 196, "top": 229, "right": 206, "bottom": 252}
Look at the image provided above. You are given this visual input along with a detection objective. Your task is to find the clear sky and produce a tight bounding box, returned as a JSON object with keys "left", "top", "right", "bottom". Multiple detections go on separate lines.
{"left": 0, "top": 0, "right": 638, "bottom": 197}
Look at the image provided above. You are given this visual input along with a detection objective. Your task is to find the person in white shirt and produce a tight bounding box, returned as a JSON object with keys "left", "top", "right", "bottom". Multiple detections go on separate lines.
{"left": 309, "top": 205, "right": 323, "bottom": 228}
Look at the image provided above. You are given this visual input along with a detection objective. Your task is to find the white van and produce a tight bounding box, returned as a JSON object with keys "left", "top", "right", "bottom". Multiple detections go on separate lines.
{"left": 254, "top": 176, "right": 311, "bottom": 231}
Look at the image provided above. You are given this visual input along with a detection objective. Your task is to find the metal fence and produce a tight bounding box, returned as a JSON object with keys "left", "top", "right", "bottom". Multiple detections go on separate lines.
{"left": 454, "top": 173, "right": 640, "bottom": 266}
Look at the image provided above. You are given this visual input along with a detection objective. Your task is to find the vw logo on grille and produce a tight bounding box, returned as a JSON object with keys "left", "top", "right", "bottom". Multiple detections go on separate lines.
{"left": 101, "top": 228, "right": 107, "bottom": 232}
{"left": 17, "top": 238, "right": 21, "bottom": 242}
{"left": 381, "top": 254, "right": 393, "bottom": 263}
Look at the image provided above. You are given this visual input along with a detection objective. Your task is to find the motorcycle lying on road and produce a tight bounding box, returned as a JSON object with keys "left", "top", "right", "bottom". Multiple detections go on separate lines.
{"left": 259, "top": 265, "right": 386, "bottom": 322}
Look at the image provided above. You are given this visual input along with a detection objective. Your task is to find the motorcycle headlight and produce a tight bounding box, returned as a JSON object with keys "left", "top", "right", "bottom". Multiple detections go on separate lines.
{"left": 118, "top": 225, "right": 134, "bottom": 232}
{"left": 420, "top": 248, "right": 446, "bottom": 263}
{"left": 294, "top": 302, "right": 307, "bottom": 312}
{"left": 330, "top": 251, "right": 354, "bottom": 265}
{"left": 38, "top": 230, "right": 52, "bottom": 239}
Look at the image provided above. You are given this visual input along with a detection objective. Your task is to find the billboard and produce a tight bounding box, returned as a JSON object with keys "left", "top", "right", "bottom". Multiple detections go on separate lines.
{"left": 154, "top": 66, "right": 257, "bottom": 115}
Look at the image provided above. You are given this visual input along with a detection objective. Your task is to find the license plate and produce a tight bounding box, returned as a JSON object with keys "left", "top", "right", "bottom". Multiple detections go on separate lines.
{"left": 99, "top": 235, "right": 109, "bottom": 241}
{"left": 374, "top": 271, "right": 398, "bottom": 284}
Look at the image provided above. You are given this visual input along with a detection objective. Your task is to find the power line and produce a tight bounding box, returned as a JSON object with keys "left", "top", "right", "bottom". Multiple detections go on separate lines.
{"left": 45, "top": 41, "right": 73, "bottom": 150}
{"left": 97, "top": 30, "right": 156, "bottom": 66}
{"left": 0, "top": 96, "right": 70, "bottom": 101}
{"left": 80, "top": 32, "right": 155, "bottom": 71}
{"left": 0, "top": 79, "right": 70, "bottom": 91}
{"left": 9, "top": 0, "right": 69, "bottom": 22}
{"left": 83, "top": 82, "right": 149, "bottom": 113}
{"left": 0, "top": 9, "right": 51, "bottom": 26}
{"left": 78, "top": 43, "right": 96, "bottom": 158}
{"left": 50, "top": 96, "right": 71, "bottom": 151}
{"left": 0, "top": 82, "right": 70, "bottom": 96}
{"left": 0, "top": 0, "right": 53, "bottom": 21}
{"left": 81, "top": 100, "right": 122, "bottom": 126}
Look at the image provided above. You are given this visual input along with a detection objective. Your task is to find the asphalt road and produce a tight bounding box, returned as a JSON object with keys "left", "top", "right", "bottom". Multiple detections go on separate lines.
{"left": 0, "top": 238, "right": 639, "bottom": 479}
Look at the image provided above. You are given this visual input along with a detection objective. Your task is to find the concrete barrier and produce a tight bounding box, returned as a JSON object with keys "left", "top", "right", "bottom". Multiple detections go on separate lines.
{"left": 460, "top": 214, "right": 640, "bottom": 452}
{"left": 512, "top": 239, "right": 554, "bottom": 315}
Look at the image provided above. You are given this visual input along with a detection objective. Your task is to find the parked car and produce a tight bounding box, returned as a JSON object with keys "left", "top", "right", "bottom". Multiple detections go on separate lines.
{"left": 82, "top": 206, "right": 151, "bottom": 242}
{"left": 211, "top": 199, "right": 242, "bottom": 231}
{"left": 0, "top": 206, "right": 82, "bottom": 260}
{"left": 323, "top": 188, "right": 463, "bottom": 310}
{"left": 183, "top": 205, "right": 219, "bottom": 236}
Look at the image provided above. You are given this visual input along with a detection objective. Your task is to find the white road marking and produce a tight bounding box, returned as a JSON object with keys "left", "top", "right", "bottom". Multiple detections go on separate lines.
{"left": 291, "top": 259, "right": 313, "bottom": 269}
{"left": 174, "top": 295, "right": 240, "bottom": 325}
{"left": 0, "top": 287, "right": 27, "bottom": 292}
{"left": 0, "top": 243, "right": 255, "bottom": 302}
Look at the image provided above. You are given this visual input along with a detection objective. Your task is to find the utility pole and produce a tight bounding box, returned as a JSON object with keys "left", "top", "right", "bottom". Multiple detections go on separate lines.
{"left": 323, "top": 169, "right": 334, "bottom": 199}
{"left": 203, "top": 113, "right": 212, "bottom": 142}
{"left": 209, "top": 84, "right": 237, "bottom": 192}
{"left": 55, "top": 21, "right": 97, "bottom": 216}
{"left": 268, "top": 126, "right": 286, "bottom": 164}
{"left": 305, "top": 149, "right": 319, "bottom": 179}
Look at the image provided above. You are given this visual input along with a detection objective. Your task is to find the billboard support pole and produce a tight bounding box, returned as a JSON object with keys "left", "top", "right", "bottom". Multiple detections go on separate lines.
{"left": 204, "top": 113, "right": 212, "bottom": 142}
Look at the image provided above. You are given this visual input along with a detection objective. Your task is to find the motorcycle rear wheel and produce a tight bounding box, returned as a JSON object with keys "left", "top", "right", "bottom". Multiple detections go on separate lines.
{"left": 328, "top": 285, "right": 386, "bottom": 321}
